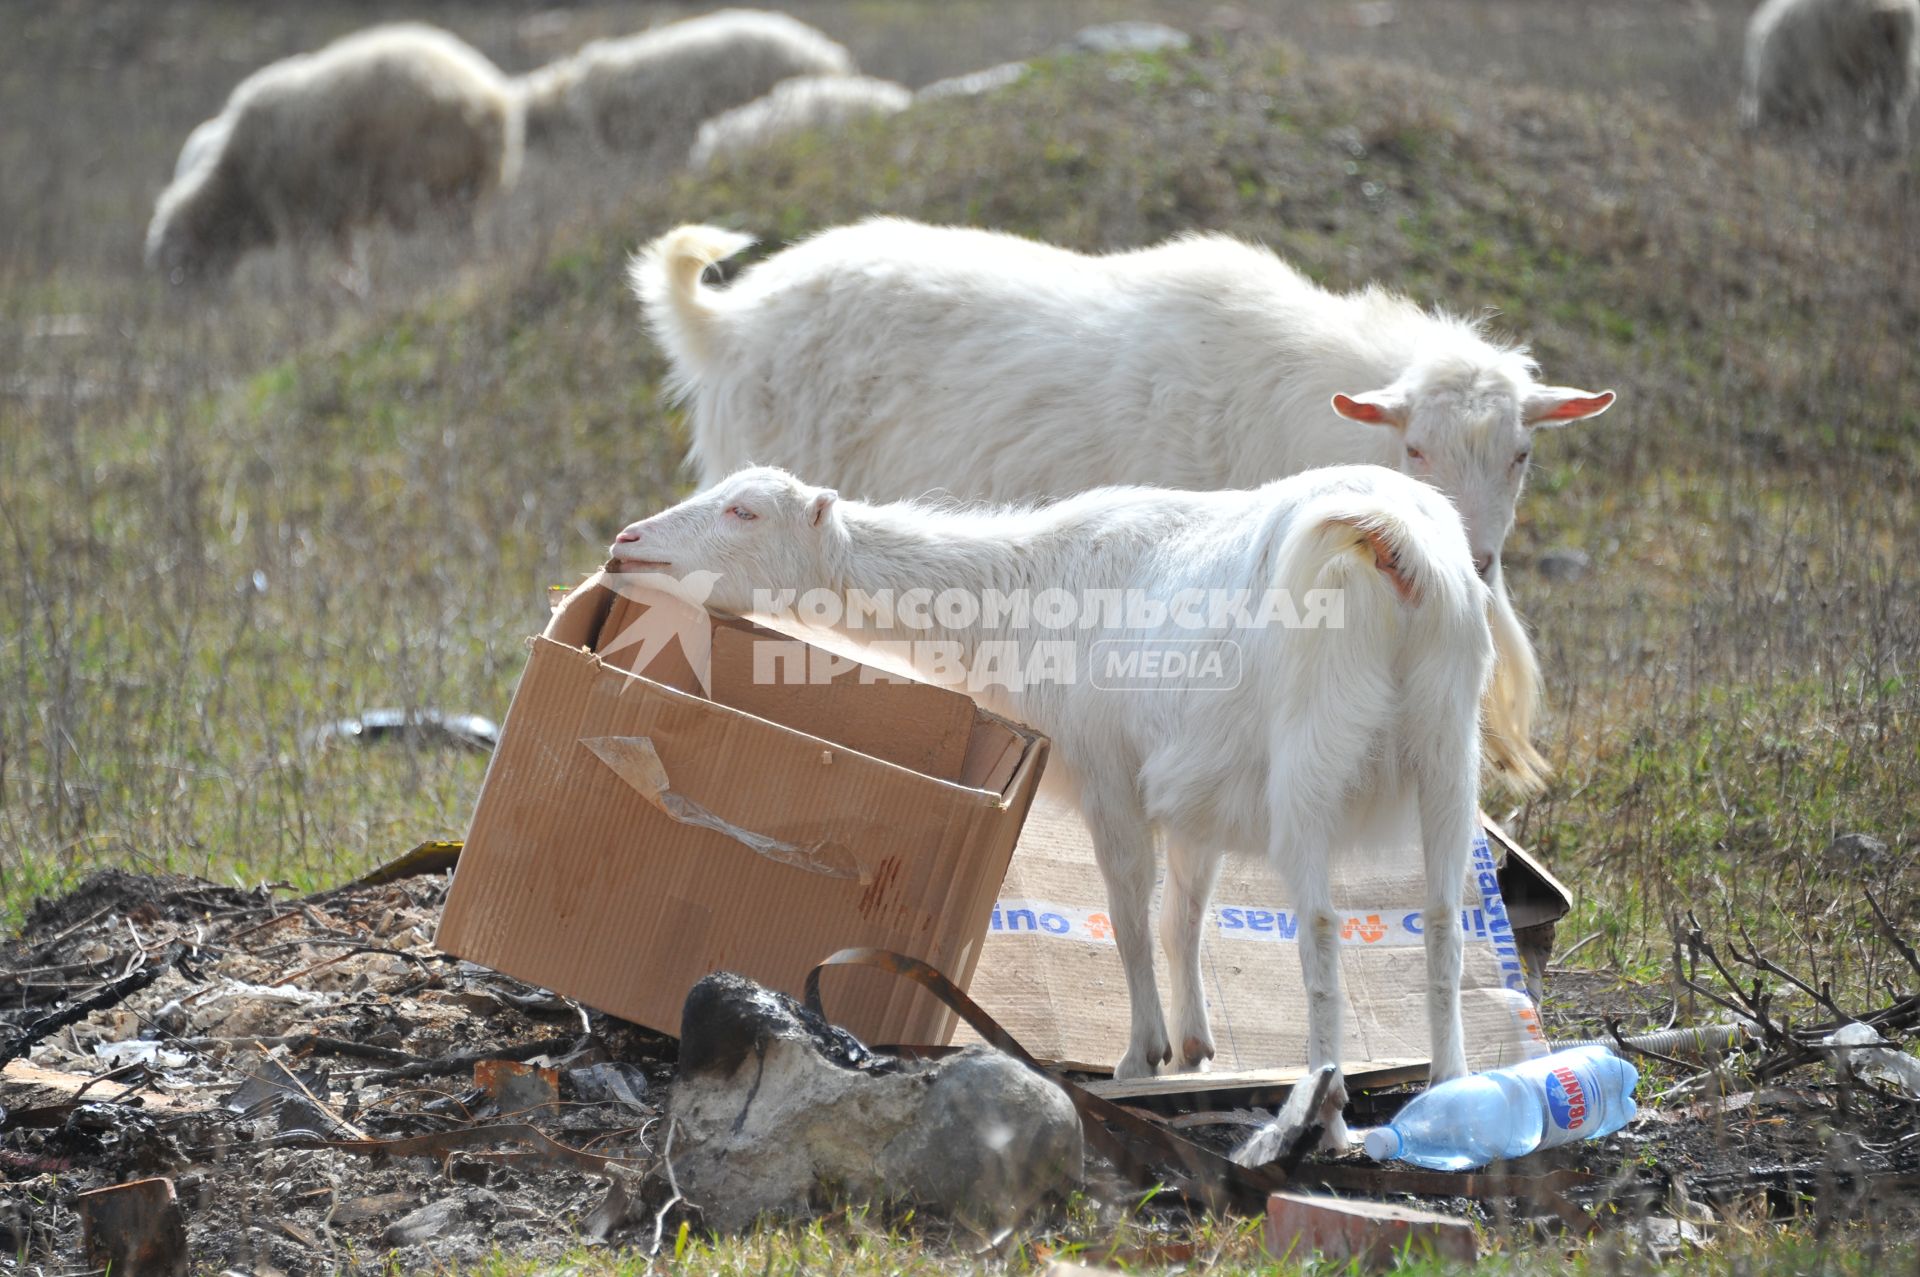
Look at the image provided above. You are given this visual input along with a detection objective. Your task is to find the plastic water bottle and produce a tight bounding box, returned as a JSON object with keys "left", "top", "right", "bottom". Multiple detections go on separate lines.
{"left": 1361, "top": 1045, "right": 1640, "bottom": 1170}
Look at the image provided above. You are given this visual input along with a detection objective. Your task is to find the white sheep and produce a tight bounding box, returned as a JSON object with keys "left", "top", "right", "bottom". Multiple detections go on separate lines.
{"left": 515, "top": 9, "right": 855, "bottom": 157}
{"left": 690, "top": 75, "right": 911, "bottom": 169}
{"left": 146, "top": 24, "right": 521, "bottom": 283}
{"left": 608, "top": 464, "right": 1490, "bottom": 1154}
{"left": 631, "top": 219, "right": 1616, "bottom": 792}
{"left": 1741, "top": 0, "right": 1919, "bottom": 149}
{"left": 170, "top": 116, "right": 231, "bottom": 183}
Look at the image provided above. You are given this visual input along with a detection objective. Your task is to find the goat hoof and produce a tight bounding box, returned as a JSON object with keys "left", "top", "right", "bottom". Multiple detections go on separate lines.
{"left": 1179, "top": 1035, "right": 1215, "bottom": 1072}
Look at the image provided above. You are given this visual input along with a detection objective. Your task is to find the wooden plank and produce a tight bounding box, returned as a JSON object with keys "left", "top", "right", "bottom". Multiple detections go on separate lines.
{"left": 1084, "top": 1058, "right": 1429, "bottom": 1109}
{"left": 2, "top": 1059, "right": 195, "bottom": 1111}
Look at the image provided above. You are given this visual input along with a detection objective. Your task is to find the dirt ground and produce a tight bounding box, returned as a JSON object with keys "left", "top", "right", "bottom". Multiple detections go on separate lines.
{"left": 5, "top": 867, "right": 1918, "bottom": 1272}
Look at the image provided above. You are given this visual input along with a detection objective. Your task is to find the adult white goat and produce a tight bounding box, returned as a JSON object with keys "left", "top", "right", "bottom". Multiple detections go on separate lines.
{"left": 606, "top": 464, "right": 1493, "bottom": 1157}
{"left": 632, "top": 219, "right": 1615, "bottom": 792}
{"left": 1741, "top": 0, "right": 1918, "bottom": 151}
{"left": 147, "top": 24, "right": 521, "bottom": 283}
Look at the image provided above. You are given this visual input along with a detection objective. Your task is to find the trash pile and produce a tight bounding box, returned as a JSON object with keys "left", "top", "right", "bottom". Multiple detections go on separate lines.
{"left": 6, "top": 862, "right": 1920, "bottom": 1272}
{"left": 2, "top": 866, "right": 670, "bottom": 1271}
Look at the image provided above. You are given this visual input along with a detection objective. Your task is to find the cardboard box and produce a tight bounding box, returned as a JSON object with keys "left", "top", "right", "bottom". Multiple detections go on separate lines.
{"left": 961, "top": 800, "right": 1557, "bottom": 1076}
{"left": 436, "top": 578, "right": 1050, "bottom": 1048}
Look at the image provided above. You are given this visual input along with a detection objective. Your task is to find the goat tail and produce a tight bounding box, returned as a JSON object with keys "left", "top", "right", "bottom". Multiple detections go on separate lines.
{"left": 1483, "top": 582, "right": 1550, "bottom": 795}
{"left": 1278, "top": 497, "right": 1461, "bottom": 617}
{"left": 1277, "top": 491, "right": 1497, "bottom": 774}
{"left": 629, "top": 224, "right": 755, "bottom": 373}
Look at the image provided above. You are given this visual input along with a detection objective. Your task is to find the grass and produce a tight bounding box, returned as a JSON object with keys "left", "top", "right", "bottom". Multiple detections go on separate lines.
{"left": 444, "top": 1211, "right": 1917, "bottom": 1275}
{"left": 7, "top": 22, "right": 1916, "bottom": 973}
{"left": 5, "top": 1, "right": 1920, "bottom": 1270}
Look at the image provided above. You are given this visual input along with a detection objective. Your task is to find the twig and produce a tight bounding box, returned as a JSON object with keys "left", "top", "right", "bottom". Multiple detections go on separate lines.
{"left": 1865, "top": 889, "right": 1920, "bottom": 981}
{"left": 1605, "top": 1018, "right": 1699, "bottom": 1074}
{"left": 1552, "top": 930, "right": 1605, "bottom": 966}
{"left": 0, "top": 945, "right": 184, "bottom": 1068}
{"left": 1729, "top": 927, "right": 1848, "bottom": 1021}
{"left": 254, "top": 1044, "right": 368, "bottom": 1140}
{"left": 361, "top": 1035, "right": 578, "bottom": 1084}
{"left": 651, "top": 1117, "right": 686, "bottom": 1256}
{"left": 164, "top": 1034, "right": 419, "bottom": 1065}
{"left": 24, "top": 904, "right": 115, "bottom": 960}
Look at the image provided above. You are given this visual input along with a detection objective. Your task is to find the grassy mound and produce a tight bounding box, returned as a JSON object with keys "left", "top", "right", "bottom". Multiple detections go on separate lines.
{"left": 5, "top": 38, "right": 1918, "bottom": 1001}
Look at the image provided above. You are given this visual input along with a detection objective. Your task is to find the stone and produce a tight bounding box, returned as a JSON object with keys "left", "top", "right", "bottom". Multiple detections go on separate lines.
{"left": 1534, "top": 547, "right": 1591, "bottom": 582}
{"left": 1826, "top": 832, "right": 1890, "bottom": 866}
{"left": 384, "top": 1189, "right": 503, "bottom": 1248}
{"left": 672, "top": 972, "right": 1082, "bottom": 1231}
{"left": 1622, "top": 1215, "right": 1710, "bottom": 1260}
{"left": 1067, "top": 22, "right": 1192, "bottom": 54}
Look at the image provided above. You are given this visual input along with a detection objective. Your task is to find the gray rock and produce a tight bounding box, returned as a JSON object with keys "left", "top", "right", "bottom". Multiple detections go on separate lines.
{"left": 1827, "top": 832, "right": 1889, "bottom": 864}
{"left": 916, "top": 61, "right": 1031, "bottom": 102}
{"left": 671, "top": 973, "right": 1082, "bottom": 1231}
{"left": 1622, "top": 1215, "right": 1709, "bottom": 1260}
{"left": 1066, "top": 22, "right": 1191, "bottom": 55}
{"left": 384, "top": 1189, "right": 502, "bottom": 1248}
{"left": 1534, "top": 547, "right": 1591, "bottom": 581}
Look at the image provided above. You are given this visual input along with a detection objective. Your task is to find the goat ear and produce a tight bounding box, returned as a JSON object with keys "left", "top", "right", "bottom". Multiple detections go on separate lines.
{"left": 1524, "top": 387, "right": 1615, "bottom": 428}
{"left": 1331, "top": 391, "right": 1408, "bottom": 429}
{"left": 807, "top": 490, "right": 838, "bottom": 529}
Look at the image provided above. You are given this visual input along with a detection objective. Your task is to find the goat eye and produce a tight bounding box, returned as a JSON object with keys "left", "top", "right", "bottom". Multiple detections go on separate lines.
{"left": 1405, "top": 447, "right": 1425, "bottom": 463}
{"left": 1513, "top": 451, "right": 1531, "bottom": 468}
{"left": 727, "top": 505, "right": 757, "bottom": 521}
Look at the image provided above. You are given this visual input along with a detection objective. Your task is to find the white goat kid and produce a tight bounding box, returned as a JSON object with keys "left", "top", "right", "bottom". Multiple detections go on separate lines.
{"left": 632, "top": 219, "right": 1615, "bottom": 794}
{"left": 608, "top": 466, "right": 1493, "bottom": 1156}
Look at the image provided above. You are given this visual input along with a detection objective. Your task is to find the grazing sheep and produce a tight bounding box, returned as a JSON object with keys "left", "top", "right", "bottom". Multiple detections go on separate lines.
{"left": 632, "top": 219, "right": 1616, "bottom": 793}
{"left": 170, "top": 116, "right": 230, "bottom": 183}
{"left": 609, "top": 463, "right": 1491, "bottom": 1152}
{"left": 690, "top": 74, "right": 910, "bottom": 168}
{"left": 147, "top": 24, "right": 521, "bottom": 283}
{"left": 1741, "top": 0, "right": 1918, "bottom": 149}
{"left": 515, "top": 9, "right": 855, "bottom": 157}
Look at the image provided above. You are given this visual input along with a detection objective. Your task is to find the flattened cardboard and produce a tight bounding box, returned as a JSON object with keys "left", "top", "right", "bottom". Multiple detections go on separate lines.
{"left": 959, "top": 800, "right": 1553, "bottom": 1075}
{"left": 436, "top": 578, "right": 1049, "bottom": 1047}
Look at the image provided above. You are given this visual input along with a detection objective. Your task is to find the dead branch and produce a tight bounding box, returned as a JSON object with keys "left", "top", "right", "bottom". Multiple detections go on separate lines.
{"left": 360, "top": 1035, "right": 579, "bottom": 1083}
{"left": 1865, "top": 889, "right": 1920, "bottom": 982}
{"left": 0, "top": 944, "right": 186, "bottom": 1068}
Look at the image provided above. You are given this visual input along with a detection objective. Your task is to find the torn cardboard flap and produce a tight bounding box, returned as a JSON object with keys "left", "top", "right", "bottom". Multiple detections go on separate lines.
{"left": 580, "top": 734, "right": 864, "bottom": 882}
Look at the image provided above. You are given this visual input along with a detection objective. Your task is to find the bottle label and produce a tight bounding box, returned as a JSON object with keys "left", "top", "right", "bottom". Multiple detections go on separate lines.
{"left": 1544, "top": 1063, "right": 1590, "bottom": 1133}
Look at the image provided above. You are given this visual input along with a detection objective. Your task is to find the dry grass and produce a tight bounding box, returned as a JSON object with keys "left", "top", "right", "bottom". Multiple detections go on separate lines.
{"left": 6, "top": 2, "right": 1920, "bottom": 1271}
{"left": 9, "top": 3, "right": 1914, "bottom": 989}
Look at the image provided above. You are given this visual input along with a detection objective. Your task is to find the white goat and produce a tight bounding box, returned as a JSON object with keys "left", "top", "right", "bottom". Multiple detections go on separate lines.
{"left": 607, "top": 465, "right": 1492, "bottom": 1156}
{"left": 1742, "top": 0, "right": 1919, "bottom": 149}
{"left": 515, "top": 9, "right": 855, "bottom": 157}
{"left": 147, "top": 24, "right": 521, "bottom": 283}
{"left": 690, "top": 75, "right": 911, "bottom": 169}
{"left": 631, "top": 219, "right": 1616, "bottom": 792}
